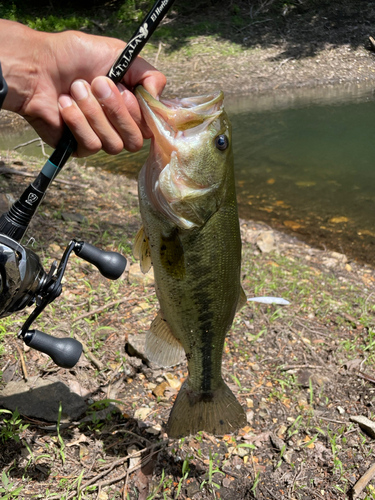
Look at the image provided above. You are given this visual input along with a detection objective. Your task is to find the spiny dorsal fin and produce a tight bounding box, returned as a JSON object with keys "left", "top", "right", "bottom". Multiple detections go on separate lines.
{"left": 145, "top": 311, "right": 185, "bottom": 367}
{"left": 133, "top": 226, "right": 152, "bottom": 274}
{"left": 236, "top": 286, "right": 247, "bottom": 312}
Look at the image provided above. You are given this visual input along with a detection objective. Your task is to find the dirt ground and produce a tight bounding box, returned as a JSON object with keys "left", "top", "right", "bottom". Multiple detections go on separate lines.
{"left": 1, "top": 2, "right": 375, "bottom": 499}
{"left": 0, "top": 152, "right": 374, "bottom": 500}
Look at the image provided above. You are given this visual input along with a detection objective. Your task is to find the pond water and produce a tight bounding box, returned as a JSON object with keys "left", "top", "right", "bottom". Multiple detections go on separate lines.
{"left": 1, "top": 82, "right": 375, "bottom": 266}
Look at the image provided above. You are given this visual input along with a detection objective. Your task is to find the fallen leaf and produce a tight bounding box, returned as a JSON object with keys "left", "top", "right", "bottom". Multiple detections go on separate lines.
{"left": 329, "top": 216, "right": 349, "bottom": 224}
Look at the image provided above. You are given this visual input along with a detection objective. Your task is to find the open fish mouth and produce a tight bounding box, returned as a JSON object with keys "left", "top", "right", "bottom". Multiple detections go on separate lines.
{"left": 135, "top": 86, "right": 224, "bottom": 138}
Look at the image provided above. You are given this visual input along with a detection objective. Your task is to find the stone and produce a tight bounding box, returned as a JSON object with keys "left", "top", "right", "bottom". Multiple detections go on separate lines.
{"left": 128, "top": 262, "right": 155, "bottom": 286}
{"left": 0, "top": 376, "right": 87, "bottom": 421}
{"left": 270, "top": 434, "right": 286, "bottom": 451}
{"left": 256, "top": 231, "right": 277, "bottom": 253}
{"left": 134, "top": 407, "right": 152, "bottom": 421}
{"left": 145, "top": 424, "right": 162, "bottom": 435}
{"left": 350, "top": 415, "right": 375, "bottom": 439}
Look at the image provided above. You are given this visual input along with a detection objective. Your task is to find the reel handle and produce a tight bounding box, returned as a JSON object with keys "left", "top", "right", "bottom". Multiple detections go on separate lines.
{"left": 75, "top": 241, "right": 127, "bottom": 280}
{"left": 23, "top": 330, "right": 82, "bottom": 369}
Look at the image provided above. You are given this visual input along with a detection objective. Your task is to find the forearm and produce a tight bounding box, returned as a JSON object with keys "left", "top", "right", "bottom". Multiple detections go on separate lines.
{"left": 0, "top": 19, "right": 48, "bottom": 114}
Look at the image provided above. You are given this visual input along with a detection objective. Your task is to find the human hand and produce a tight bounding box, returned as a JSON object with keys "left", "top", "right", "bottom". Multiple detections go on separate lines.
{"left": 1, "top": 21, "right": 166, "bottom": 157}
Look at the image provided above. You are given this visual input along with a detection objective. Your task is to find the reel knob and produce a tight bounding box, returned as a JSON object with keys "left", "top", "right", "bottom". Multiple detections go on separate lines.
{"left": 74, "top": 241, "right": 127, "bottom": 280}
{"left": 23, "top": 330, "right": 82, "bottom": 369}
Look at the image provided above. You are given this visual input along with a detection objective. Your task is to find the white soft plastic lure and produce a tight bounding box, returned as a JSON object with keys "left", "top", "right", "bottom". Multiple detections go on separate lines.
{"left": 248, "top": 297, "right": 290, "bottom": 305}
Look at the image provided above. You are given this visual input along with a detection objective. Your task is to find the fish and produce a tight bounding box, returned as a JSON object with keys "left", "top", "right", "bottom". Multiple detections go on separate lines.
{"left": 133, "top": 86, "right": 247, "bottom": 438}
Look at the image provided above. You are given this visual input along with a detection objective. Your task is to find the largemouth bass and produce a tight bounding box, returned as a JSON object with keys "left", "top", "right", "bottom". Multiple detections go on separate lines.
{"left": 134, "top": 86, "right": 247, "bottom": 438}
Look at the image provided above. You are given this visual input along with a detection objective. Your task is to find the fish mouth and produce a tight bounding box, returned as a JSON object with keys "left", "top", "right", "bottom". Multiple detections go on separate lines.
{"left": 135, "top": 86, "right": 224, "bottom": 138}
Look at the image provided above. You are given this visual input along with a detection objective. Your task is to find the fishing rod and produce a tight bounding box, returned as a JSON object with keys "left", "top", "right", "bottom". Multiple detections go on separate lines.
{"left": 0, "top": 0, "right": 175, "bottom": 368}
{"left": 0, "top": 0, "right": 176, "bottom": 243}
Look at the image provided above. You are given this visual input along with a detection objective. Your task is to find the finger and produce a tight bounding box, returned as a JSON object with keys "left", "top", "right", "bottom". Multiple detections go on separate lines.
{"left": 117, "top": 83, "right": 153, "bottom": 140}
{"left": 58, "top": 94, "right": 102, "bottom": 157}
{"left": 70, "top": 79, "right": 124, "bottom": 155}
{"left": 123, "top": 57, "right": 166, "bottom": 98}
{"left": 91, "top": 76, "right": 144, "bottom": 152}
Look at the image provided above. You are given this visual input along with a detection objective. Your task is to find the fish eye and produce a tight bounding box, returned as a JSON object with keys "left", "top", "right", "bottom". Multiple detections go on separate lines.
{"left": 215, "top": 134, "right": 229, "bottom": 151}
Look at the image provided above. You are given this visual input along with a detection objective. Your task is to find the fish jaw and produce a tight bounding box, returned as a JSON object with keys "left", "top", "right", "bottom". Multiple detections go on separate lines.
{"left": 135, "top": 86, "right": 232, "bottom": 229}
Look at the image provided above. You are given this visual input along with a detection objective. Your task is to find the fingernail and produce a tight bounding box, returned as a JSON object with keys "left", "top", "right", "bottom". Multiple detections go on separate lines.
{"left": 93, "top": 77, "right": 112, "bottom": 99}
{"left": 116, "top": 82, "right": 126, "bottom": 94}
{"left": 59, "top": 95, "right": 73, "bottom": 108}
{"left": 71, "top": 80, "right": 88, "bottom": 101}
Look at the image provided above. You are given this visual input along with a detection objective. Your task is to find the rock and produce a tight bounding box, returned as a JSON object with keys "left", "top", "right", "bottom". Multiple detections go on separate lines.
{"left": 145, "top": 423, "right": 162, "bottom": 435}
{"left": 256, "top": 231, "right": 277, "bottom": 253}
{"left": 297, "top": 370, "right": 313, "bottom": 388}
{"left": 0, "top": 376, "right": 87, "bottom": 421}
{"left": 128, "top": 262, "right": 155, "bottom": 286}
{"left": 283, "top": 449, "right": 294, "bottom": 464}
{"left": 128, "top": 445, "right": 141, "bottom": 469}
{"left": 350, "top": 415, "right": 375, "bottom": 439}
{"left": 246, "top": 410, "right": 254, "bottom": 424}
{"left": 330, "top": 251, "right": 348, "bottom": 264}
{"left": 270, "top": 434, "right": 286, "bottom": 451}
{"left": 125, "top": 333, "right": 148, "bottom": 362}
{"left": 134, "top": 407, "right": 152, "bottom": 421}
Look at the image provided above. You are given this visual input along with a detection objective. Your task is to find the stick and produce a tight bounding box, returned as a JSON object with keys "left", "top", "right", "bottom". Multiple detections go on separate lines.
{"left": 0, "top": 166, "right": 89, "bottom": 188}
{"left": 15, "top": 343, "right": 28, "bottom": 381}
{"left": 72, "top": 295, "right": 134, "bottom": 323}
{"left": 351, "top": 462, "right": 375, "bottom": 498}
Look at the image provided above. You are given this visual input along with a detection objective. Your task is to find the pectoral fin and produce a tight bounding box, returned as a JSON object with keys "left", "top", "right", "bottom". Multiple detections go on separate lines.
{"left": 133, "top": 226, "right": 152, "bottom": 274}
{"left": 145, "top": 311, "right": 185, "bottom": 367}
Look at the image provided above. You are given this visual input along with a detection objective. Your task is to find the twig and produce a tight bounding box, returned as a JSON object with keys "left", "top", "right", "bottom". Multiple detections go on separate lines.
{"left": 235, "top": 18, "right": 272, "bottom": 32}
{"left": 315, "top": 416, "right": 347, "bottom": 425}
{"left": 72, "top": 295, "right": 134, "bottom": 323}
{"left": 154, "top": 41, "right": 163, "bottom": 66}
{"left": 15, "top": 343, "right": 28, "bottom": 381}
{"left": 13, "top": 137, "right": 43, "bottom": 150}
{"left": 351, "top": 462, "right": 375, "bottom": 498}
{"left": 357, "top": 371, "right": 375, "bottom": 384}
{"left": 0, "top": 166, "right": 89, "bottom": 188}
{"left": 80, "top": 340, "right": 105, "bottom": 371}
{"left": 280, "top": 364, "right": 324, "bottom": 371}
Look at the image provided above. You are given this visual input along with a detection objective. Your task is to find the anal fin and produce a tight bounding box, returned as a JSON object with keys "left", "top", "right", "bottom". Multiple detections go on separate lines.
{"left": 145, "top": 311, "right": 185, "bottom": 367}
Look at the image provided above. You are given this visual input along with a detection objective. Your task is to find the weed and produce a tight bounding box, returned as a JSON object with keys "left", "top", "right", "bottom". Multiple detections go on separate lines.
{"left": 0, "top": 409, "right": 29, "bottom": 443}
{"left": 0, "top": 470, "right": 24, "bottom": 499}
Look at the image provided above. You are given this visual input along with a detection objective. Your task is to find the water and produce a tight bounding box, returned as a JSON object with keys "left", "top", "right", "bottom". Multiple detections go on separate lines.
{"left": 2, "top": 82, "right": 375, "bottom": 265}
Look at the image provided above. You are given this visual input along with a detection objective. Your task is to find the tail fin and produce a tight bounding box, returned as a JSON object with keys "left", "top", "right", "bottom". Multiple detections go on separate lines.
{"left": 166, "top": 378, "right": 246, "bottom": 438}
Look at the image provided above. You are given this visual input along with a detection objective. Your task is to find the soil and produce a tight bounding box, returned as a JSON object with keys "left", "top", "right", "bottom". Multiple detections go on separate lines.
{"left": 1, "top": 2, "right": 375, "bottom": 499}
